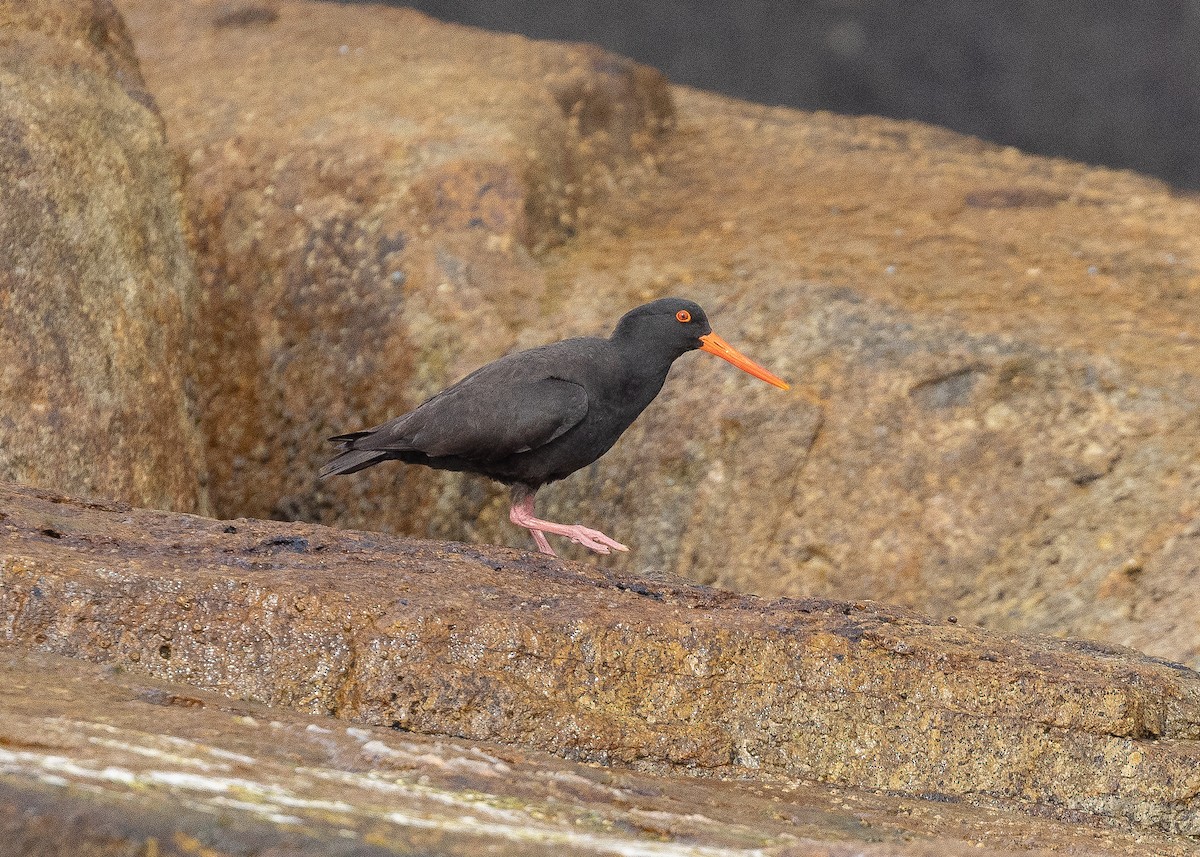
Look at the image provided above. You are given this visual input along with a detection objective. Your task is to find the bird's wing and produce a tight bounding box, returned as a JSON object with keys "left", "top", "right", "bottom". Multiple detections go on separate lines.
{"left": 352, "top": 373, "right": 590, "bottom": 463}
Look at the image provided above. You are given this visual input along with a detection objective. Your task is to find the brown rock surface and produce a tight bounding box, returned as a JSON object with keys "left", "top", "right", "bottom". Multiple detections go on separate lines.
{"left": 118, "top": 0, "right": 1200, "bottom": 670}
{"left": 5, "top": 647, "right": 1187, "bottom": 857}
{"left": 0, "top": 0, "right": 207, "bottom": 513}
{"left": 7, "top": 2, "right": 1198, "bottom": 852}
{"left": 1, "top": 482, "right": 1198, "bottom": 846}
{"left": 119, "top": 0, "right": 672, "bottom": 530}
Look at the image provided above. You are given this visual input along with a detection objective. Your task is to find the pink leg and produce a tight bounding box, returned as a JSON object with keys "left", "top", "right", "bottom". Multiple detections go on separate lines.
{"left": 508, "top": 491, "right": 629, "bottom": 556}
{"left": 529, "top": 526, "right": 554, "bottom": 555}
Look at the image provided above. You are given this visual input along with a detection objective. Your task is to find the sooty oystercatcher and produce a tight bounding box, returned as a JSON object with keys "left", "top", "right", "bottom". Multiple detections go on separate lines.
{"left": 320, "top": 297, "right": 789, "bottom": 556}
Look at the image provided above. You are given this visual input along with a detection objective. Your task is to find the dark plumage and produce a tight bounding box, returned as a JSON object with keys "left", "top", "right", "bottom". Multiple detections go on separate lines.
{"left": 321, "top": 297, "right": 789, "bottom": 555}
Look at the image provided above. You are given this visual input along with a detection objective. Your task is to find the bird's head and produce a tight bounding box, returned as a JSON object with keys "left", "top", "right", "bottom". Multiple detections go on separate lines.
{"left": 611, "top": 297, "right": 790, "bottom": 389}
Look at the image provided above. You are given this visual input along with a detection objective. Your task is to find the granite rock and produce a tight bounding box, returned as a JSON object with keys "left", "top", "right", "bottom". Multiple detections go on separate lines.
{"left": 6, "top": 646, "right": 1190, "bottom": 856}
{"left": 1, "top": 482, "right": 1197, "bottom": 843}
{"left": 120, "top": 0, "right": 672, "bottom": 530}
{"left": 0, "top": 0, "right": 207, "bottom": 513}
{"left": 119, "top": 0, "right": 1200, "bottom": 670}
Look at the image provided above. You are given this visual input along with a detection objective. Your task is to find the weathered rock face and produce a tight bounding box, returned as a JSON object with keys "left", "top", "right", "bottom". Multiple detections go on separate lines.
{"left": 573, "top": 97, "right": 1200, "bottom": 672}
{"left": 5, "top": 646, "right": 1185, "bottom": 857}
{"left": 2, "top": 482, "right": 1198, "bottom": 847}
{"left": 6, "top": 3, "right": 1197, "bottom": 852}
{"left": 0, "top": 0, "right": 207, "bottom": 513}
{"left": 119, "top": 0, "right": 1200, "bottom": 670}
{"left": 119, "top": 0, "right": 672, "bottom": 529}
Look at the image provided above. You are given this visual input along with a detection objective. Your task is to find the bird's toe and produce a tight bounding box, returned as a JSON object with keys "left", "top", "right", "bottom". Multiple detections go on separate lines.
{"left": 567, "top": 525, "right": 628, "bottom": 554}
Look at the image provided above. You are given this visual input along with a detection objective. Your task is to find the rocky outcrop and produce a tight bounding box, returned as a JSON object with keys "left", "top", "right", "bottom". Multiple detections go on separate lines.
{"left": 119, "top": 0, "right": 1200, "bottom": 671}
{"left": 2, "top": 482, "right": 1198, "bottom": 846}
{"left": 118, "top": 0, "right": 673, "bottom": 530}
{"left": 5, "top": 2, "right": 1198, "bottom": 853}
{"left": 0, "top": 0, "right": 207, "bottom": 513}
{"left": 7, "top": 646, "right": 1189, "bottom": 857}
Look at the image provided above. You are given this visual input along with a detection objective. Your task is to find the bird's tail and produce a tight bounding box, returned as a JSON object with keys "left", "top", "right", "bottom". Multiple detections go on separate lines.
{"left": 328, "top": 430, "right": 372, "bottom": 444}
{"left": 319, "top": 447, "right": 389, "bottom": 478}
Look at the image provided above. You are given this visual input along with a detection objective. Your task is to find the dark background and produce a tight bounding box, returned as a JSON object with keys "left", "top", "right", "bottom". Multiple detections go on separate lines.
{"left": 333, "top": 1, "right": 1200, "bottom": 190}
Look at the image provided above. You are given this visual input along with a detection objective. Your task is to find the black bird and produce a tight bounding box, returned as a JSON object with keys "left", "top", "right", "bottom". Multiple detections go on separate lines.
{"left": 320, "top": 297, "right": 789, "bottom": 556}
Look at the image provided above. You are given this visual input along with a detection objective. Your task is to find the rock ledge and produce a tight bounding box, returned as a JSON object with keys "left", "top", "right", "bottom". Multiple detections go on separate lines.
{"left": 1, "top": 482, "right": 1197, "bottom": 841}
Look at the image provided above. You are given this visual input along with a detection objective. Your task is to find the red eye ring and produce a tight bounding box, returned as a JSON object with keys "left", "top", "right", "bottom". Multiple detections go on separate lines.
{"left": 676, "top": 309, "right": 691, "bottom": 323}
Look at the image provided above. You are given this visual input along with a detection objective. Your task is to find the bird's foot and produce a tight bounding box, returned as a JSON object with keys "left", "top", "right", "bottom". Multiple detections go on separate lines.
{"left": 509, "top": 498, "right": 629, "bottom": 556}
{"left": 551, "top": 523, "right": 629, "bottom": 555}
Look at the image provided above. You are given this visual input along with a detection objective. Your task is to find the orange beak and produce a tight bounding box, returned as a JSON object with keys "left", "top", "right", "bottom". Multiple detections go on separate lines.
{"left": 699, "top": 332, "right": 790, "bottom": 390}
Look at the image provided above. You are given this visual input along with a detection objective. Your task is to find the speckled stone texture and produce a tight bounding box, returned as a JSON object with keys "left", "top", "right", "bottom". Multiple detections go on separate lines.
{"left": 6, "top": 647, "right": 1190, "bottom": 857}
{"left": 2, "top": 483, "right": 1198, "bottom": 846}
{"left": 0, "top": 0, "right": 207, "bottom": 513}
{"left": 6, "top": 2, "right": 1200, "bottom": 853}
{"left": 118, "top": 0, "right": 673, "bottom": 534}
{"left": 119, "top": 0, "right": 1200, "bottom": 671}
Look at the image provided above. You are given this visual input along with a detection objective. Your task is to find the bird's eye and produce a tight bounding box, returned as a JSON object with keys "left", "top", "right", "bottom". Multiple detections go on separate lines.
{"left": 675, "top": 310, "right": 691, "bottom": 323}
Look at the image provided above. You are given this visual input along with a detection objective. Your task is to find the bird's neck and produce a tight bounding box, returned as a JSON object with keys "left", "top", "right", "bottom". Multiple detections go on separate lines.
{"left": 609, "top": 334, "right": 680, "bottom": 399}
